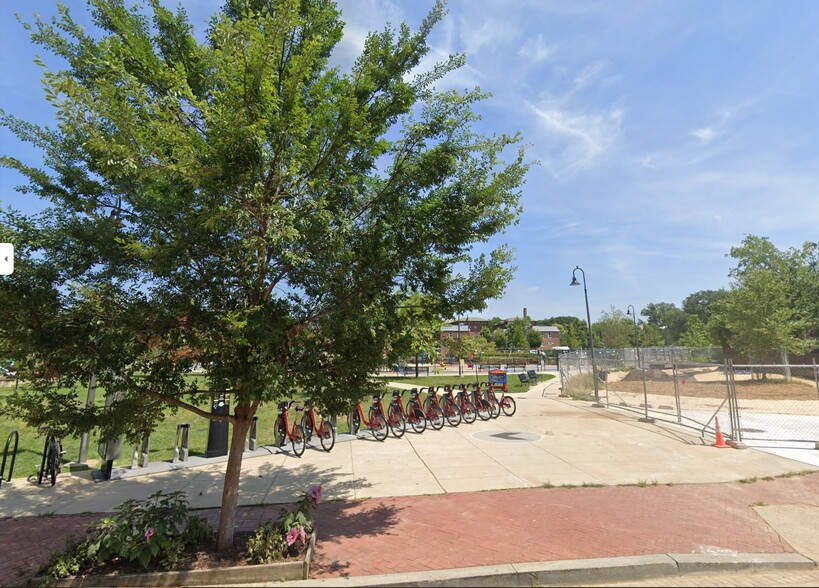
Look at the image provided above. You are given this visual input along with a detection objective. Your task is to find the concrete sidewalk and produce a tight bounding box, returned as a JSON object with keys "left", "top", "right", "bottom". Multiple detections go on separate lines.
{"left": 2, "top": 377, "right": 818, "bottom": 586}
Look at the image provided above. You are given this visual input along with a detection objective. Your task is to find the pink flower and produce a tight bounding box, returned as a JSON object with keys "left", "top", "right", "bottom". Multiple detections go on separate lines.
{"left": 286, "top": 526, "right": 300, "bottom": 546}
{"left": 144, "top": 528, "right": 155, "bottom": 540}
{"left": 298, "top": 526, "right": 307, "bottom": 545}
{"left": 307, "top": 484, "right": 322, "bottom": 504}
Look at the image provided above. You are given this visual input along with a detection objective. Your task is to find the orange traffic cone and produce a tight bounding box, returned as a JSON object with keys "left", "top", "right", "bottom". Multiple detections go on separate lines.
{"left": 712, "top": 416, "right": 731, "bottom": 448}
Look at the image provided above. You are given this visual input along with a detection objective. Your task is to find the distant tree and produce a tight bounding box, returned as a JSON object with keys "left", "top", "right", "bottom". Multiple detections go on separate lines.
{"left": 492, "top": 329, "right": 509, "bottom": 350}
{"left": 595, "top": 307, "right": 633, "bottom": 348}
{"left": 527, "top": 328, "right": 542, "bottom": 349}
{"left": 505, "top": 317, "right": 529, "bottom": 350}
{"left": 682, "top": 290, "right": 727, "bottom": 325}
{"left": 387, "top": 294, "right": 444, "bottom": 373}
{"left": 641, "top": 302, "right": 687, "bottom": 344}
{"left": 678, "top": 315, "right": 713, "bottom": 348}
{"left": 544, "top": 316, "right": 585, "bottom": 349}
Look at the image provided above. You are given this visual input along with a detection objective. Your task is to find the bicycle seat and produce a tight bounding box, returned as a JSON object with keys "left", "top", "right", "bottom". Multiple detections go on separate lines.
{"left": 392, "top": 390, "right": 402, "bottom": 398}
{"left": 295, "top": 406, "right": 304, "bottom": 412}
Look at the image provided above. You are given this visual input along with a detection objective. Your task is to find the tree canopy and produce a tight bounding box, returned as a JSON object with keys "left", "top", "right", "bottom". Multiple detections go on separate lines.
{"left": 0, "top": 0, "right": 530, "bottom": 549}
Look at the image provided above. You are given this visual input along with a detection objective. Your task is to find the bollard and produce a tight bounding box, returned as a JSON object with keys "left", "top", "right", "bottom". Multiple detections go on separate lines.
{"left": 139, "top": 436, "right": 150, "bottom": 468}
{"left": 248, "top": 416, "right": 258, "bottom": 451}
{"left": 173, "top": 423, "right": 190, "bottom": 463}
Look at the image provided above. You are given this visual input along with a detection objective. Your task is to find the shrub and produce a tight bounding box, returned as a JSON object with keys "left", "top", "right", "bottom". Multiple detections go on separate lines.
{"left": 39, "top": 490, "right": 215, "bottom": 580}
{"left": 246, "top": 484, "right": 322, "bottom": 564}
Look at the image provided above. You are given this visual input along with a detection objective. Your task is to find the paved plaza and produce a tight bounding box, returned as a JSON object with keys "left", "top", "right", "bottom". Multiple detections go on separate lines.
{"left": 1, "top": 374, "right": 819, "bottom": 586}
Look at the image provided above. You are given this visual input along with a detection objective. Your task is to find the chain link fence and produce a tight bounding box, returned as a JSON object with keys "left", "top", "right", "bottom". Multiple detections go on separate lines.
{"left": 558, "top": 348, "right": 819, "bottom": 445}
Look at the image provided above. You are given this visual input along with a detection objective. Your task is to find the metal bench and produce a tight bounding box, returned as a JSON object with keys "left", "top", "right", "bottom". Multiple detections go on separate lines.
{"left": 527, "top": 369, "right": 540, "bottom": 383}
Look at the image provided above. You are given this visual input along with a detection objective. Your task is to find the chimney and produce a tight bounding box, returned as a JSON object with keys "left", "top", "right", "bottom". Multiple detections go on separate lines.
{"left": 523, "top": 307, "right": 528, "bottom": 318}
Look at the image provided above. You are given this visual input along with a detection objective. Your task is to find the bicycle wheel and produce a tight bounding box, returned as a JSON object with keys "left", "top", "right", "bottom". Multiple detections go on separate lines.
{"left": 487, "top": 395, "right": 501, "bottom": 419}
{"left": 349, "top": 410, "right": 361, "bottom": 436}
{"left": 369, "top": 410, "right": 388, "bottom": 441}
{"left": 302, "top": 413, "right": 314, "bottom": 444}
{"left": 389, "top": 405, "right": 406, "bottom": 438}
{"left": 47, "top": 441, "right": 58, "bottom": 486}
{"left": 476, "top": 399, "right": 491, "bottom": 421}
{"left": 460, "top": 399, "right": 477, "bottom": 424}
{"left": 291, "top": 424, "right": 306, "bottom": 457}
{"left": 443, "top": 400, "right": 461, "bottom": 427}
{"left": 427, "top": 403, "right": 444, "bottom": 430}
{"left": 319, "top": 421, "right": 336, "bottom": 452}
{"left": 274, "top": 415, "right": 286, "bottom": 447}
{"left": 500, "top": 394, "right": 517, "bottom": 416}
{"left": 407, "top": 403, "right": 427, "bottom": 433}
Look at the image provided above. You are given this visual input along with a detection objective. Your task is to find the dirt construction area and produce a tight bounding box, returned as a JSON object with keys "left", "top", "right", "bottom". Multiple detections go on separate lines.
{"left": 606, "top": 368, "right": 819, "bottom": 402}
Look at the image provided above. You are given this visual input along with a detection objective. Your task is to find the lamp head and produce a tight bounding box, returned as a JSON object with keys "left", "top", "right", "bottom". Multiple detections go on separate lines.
{"left": 570, "top": 276, "right": 580, "bottom": 287}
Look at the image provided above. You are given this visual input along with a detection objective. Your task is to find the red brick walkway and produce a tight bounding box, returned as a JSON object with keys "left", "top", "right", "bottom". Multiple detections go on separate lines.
{"left": 2, "top": 473, "right": 817, "bottom": 586}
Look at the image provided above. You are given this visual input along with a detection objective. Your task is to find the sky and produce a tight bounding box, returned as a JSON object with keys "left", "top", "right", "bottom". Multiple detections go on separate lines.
{"left": 2, "top": 0, "right": 819, "bottom": 323}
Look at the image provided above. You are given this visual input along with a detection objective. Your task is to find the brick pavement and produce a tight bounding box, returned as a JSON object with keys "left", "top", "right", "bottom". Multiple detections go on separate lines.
{"left": 2, "top": 472, "right": 817, "bottom": 586}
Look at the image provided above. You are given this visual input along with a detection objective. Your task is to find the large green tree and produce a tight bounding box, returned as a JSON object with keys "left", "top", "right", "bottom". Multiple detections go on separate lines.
{"left": 710, "top": 235, "right": 816, "bottom": 360}
{"left": 0, "top": 0, "right": 530, "bottom": 549}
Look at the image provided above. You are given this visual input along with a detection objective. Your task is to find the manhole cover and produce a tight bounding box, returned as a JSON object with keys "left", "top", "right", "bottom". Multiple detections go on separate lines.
{"left": 472, "top": 430, "right": 542, "bottom": 443}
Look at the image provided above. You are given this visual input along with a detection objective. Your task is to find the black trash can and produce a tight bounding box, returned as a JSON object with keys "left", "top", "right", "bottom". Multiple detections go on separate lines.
{"left": 206, "top": 393, "right": 230, "bottom": 458}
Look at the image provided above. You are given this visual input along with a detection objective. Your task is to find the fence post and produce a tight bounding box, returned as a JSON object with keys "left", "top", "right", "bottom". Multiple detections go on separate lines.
{"left": 672, "top": 361, "right": 682, "bottom": 424}
{"left": 814, "top": 359, "right": 818, "bottom": 402}
{"left": 725, "top": 359, "right": 742, "bottom": 443}
{"left": 781, "top": 349, "right": 792, "bottom": 383}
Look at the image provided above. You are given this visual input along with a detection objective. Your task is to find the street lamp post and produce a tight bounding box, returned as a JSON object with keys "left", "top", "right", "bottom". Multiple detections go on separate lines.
{"left": 627, "top": 305, "right": 654, "bottom": 423}
{"left": 570, "top": 266, "right": 602, "bottom": 407}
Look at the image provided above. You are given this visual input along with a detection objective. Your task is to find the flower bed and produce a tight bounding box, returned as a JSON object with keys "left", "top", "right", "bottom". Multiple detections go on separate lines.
{"left": 29, "top": 485, "right": 322, "bottom": 587}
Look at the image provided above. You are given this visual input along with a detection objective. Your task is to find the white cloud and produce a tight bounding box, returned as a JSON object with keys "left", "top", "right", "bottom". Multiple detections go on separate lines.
{"left": 518, "top": 34, "right": 556, "bottom": 63}
{"left": 458, "top": 18, "right": 518, "bottom": 56}
{"left": 690, "top": 126, "right": 722, "bottom": 144}
{"left": 530, "top": 102, "right": 625, "bottom": 175}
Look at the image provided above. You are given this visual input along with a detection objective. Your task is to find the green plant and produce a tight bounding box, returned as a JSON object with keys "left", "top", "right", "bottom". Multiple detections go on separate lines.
{"left": 245, "top": 521, "right": 289, "bottom": 565}
{"left": 246, "top": 484, "right": 322, "bottom": 564}
{"left": 86, "top": 490, "right": 213, "bottom": 570}
{"left": 40, "top": 535, "right": 94, "bottom": 581}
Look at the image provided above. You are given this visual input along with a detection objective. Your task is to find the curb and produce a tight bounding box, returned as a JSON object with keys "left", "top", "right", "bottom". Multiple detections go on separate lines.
{"left": 263, "top": 553, "right": 817, "bottom": 587}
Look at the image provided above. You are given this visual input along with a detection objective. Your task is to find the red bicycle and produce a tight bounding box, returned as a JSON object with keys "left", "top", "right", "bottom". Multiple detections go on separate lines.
{"left": 439, "top": 385, "right": 462, "bottom": 426}
{"left": 455, "top": 384, "right": 477, "bottom": 424}
{"left": 348, "top": 394, "right": 389, "bottom": 441}
{"left": 300, "top": 399, "right": 336, "bottom": 452}
{"left": 420, "top": 386, "right": 445, "bottom": 429}
{"left": 273, "top": 400, "right": 307, "bottom": 457}
{"left": 401, "top": 388, "right": 428, "bottom": 433}
{"left": 385, "top": 390, "right": 407, "bottom": 438}
{"left": 468, "top": 382, "right": 493, "bottom": 421}
{"left": 485, "top": 382, "right": 516, "bottom": 417}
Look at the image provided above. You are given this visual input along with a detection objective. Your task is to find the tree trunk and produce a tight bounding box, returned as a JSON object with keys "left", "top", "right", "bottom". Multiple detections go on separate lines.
{"left": 216, "top": 411, "right": 253, "bottom": 551}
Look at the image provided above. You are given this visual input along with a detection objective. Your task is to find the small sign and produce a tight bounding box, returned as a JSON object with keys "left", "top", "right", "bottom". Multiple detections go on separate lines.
{"left": 0, "top": 243, "right": 12, "bottom": 275}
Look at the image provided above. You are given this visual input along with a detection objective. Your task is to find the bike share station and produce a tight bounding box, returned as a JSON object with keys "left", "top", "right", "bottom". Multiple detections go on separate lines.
{"left": 91, "top": 393, "right": 277, "bottom": 482}
{"left": 472, "top": 369, "right": 543, "bottom": 444}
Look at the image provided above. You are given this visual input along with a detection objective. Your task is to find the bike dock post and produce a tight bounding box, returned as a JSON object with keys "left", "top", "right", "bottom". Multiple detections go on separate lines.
{"left": 130, "top": 435, "right": 150, "bottom": 469}
{"left": 173, "top": 423, "right": 190, "bottom": 463}
{"left": 0, "top": 431, "right": 19, "bottom": 488}
{"left": 245, "top": 416, "right": 258, "bottom": 451}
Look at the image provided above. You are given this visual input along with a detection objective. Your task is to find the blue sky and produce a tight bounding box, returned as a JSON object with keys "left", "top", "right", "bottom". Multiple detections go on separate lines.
{"left": 2, "top": 0, "right": 819, "bottom": 323}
